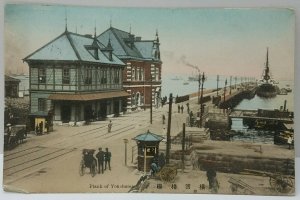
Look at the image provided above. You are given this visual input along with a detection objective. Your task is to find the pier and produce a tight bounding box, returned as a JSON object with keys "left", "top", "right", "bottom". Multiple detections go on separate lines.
{"left": 229, "top": 109, "right": 293, "bottom": 124}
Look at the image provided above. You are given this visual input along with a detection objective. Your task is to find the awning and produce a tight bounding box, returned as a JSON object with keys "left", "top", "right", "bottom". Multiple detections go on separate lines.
{"left": 48, "top": 91, "right": 130, "bottom": 101}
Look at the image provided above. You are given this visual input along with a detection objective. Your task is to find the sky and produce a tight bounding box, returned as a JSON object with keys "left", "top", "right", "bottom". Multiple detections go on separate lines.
{"left": 4, "top": 4, "right": 295, "bottom": 80}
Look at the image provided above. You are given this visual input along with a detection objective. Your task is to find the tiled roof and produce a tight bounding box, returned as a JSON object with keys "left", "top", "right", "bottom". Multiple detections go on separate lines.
{"left": 48, "top": 90, "right": 129, "bottom": 101}
{"left": 24, "top": 31, "right": 125, "bottom": 66}
{"left": 98, "top": 27, "right": 160, "bottom": 61}
{"left": 133, "top": 130, "right": 164, "bottom": 142}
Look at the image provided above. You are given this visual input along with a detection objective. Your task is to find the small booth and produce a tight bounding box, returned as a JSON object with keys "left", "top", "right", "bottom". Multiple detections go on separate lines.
{"left": 29, "top": 110, "right": 54, "bottom": 135}
{"left": 133, "top": 130, "right": 164, "bottom": 172}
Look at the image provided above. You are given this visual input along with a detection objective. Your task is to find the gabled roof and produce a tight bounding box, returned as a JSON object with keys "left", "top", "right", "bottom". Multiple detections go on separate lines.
{"left": 133, "top": 130, "right": 164, "bottom": 142}
{"left": 24, "top": 30, "right": 125, "bottom": 66}
{"left": 98, "top": 27, "right": 160, "bottom": 61}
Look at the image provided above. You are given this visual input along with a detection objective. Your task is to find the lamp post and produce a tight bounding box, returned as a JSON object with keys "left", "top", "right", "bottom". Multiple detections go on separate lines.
{"left": 123, "top": 139, "right": 128, "bottom": 166}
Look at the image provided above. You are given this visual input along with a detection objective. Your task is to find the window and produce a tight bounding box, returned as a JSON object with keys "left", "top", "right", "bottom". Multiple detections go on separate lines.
{"left": 62, "top": 68, "right": 70, "bottom": 84}
{"left": 114, "top": 69, "right": 120, "bottom": 84}
{"left": 101, "top": 69, "right": 107, "bottom": 84}
{"left": 38, "top": 98, "right": 47, "bottom": 111}
{"left": 38, "top": 68, "right": 46, "bottom": 83}
{"left": 132, "top": 68, "right": 135, "bottom": 81}
{"left": 84, "top": 68, "right": 92, "bottom": 85}
{"left": 141, "top": 68, "right": 144, "bottom": 81}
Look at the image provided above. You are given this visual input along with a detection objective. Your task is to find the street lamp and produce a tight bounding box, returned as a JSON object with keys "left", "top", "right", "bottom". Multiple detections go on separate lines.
{"left": 123, "top": 138, "right": 128, "bottom": 166}
{"left": 198, "top": 73, "right": 201, "bottom": 104}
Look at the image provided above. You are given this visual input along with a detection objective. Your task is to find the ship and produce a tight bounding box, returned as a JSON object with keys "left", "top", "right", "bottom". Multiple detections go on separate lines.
{"left": 256, "top": 48, "right": 278, "bottom": 98}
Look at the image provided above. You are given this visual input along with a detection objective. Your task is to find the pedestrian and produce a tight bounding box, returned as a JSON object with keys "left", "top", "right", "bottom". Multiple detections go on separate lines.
{"left": 108, "top": 120, "right": 112, "bottom": 133}
{"left": 39, "top": 121, "right": 43, "bottom": 135}
{"left": 162, "top": 114, "right": 166, "bottom": 124}
{"left": 181, "top": 105, "right": 184, "bottom": 114}
{"left": 206, "top": 168, "right": 219, "bottom": 193}
{"left": 186, "top": 103, "right": 190, "bottom": 114}
{"left": 178, "top": 105, "right": 180, "bottom": 113}
{"left": 96, "top": 148, "right": 105, "bottom": 174}
{"left": 104, "top": 148, "right": 111, "bottom": 170}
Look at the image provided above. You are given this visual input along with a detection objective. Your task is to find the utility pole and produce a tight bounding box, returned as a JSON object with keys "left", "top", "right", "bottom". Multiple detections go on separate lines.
{"left": 198, "top": 73, "right": 201, "bottom": 104}
{"left": 224, "top": 79, "right": 227, "bottom": 102}
{"left": 166, "top": 93, "right": 173, "bottom": 164}
{"left": 150, "top": 73, "right": 153, "bottom": 124}
{"left": 235, "top": 76, "right": 237, "bottom": 89}
{"left": 199, "top": 72, "right": 205, "bottom": 128}
{"left": 229, "top": 76, "right": 232, "bottom": 95}
{"left": 181, "top": 123, "right": 186, "bottom": 172}
{"left": 216, "top": 75, "right": 219, "bottom": 96}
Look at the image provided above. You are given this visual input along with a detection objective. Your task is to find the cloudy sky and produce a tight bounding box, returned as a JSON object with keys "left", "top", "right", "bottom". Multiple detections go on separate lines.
{"left": 5, "top": 4, "right": 295, "bottom": 80}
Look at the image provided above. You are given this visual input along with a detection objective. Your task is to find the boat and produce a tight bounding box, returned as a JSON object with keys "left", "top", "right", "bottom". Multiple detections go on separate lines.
{"left": 183, "top": 81, "right": 189, "bottom": 85}
{"left": 188, "top": 75, "right": 198, "bottom": 81}
{"left": 171, "top": 76, "right": 181, "bottom": 80}
{"left": 256, "top": 48, "right": 278, "bottom": 98}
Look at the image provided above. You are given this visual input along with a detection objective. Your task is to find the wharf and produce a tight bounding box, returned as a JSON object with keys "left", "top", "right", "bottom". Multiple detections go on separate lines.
{"left": 229, "top": 109, "right": 293, "bottom": 123}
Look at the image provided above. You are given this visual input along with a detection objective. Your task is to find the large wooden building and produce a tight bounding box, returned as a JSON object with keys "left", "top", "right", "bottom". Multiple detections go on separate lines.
{"left": 24, "top": 29, "right": 128, "bottom": 127}
{"left": 98, "top": 27, "right": 162, "bottom": 111}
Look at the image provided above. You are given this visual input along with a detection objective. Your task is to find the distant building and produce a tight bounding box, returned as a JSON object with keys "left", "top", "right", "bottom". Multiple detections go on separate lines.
{"left": 5, "top": 75, "right": 20, "bottom": 98}
{"left": 24, "top": 28, "right": 128, "bottom": 128}
{"left": 98, "top": 27, "right": 162, "bottom": 111}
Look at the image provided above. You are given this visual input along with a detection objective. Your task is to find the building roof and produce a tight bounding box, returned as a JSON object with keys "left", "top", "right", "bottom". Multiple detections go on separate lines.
{"left": 24, "top": 30, "right": 125, "bottom": 66}
{"left": 133, "top": 130, "right": 164, "bottom": 142}
{"left": 98, "top": 27, "right": 161, "bottom": 61}
{"left": 48, "top": 90, "right": 129, "bottom": 101}
{"left": 5, "top": 75, "right": 21, "bottom": 83}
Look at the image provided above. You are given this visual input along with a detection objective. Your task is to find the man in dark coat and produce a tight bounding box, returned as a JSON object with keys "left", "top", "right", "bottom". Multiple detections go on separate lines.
{"left": 96, "top": 148, "right": 105, "bottom": 174}
{"left": 104, "top": 148, "right": 112, "bottom": 170}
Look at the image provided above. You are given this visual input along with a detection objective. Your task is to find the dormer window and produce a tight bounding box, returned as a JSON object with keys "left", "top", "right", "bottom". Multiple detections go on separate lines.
{"left": 86, "top": 46, "right": 99, "bottom": 60}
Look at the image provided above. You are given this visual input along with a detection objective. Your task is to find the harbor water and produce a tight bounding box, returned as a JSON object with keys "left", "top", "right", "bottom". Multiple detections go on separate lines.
{"left": 162, "top": 74, "right": 293, "bottom": 144}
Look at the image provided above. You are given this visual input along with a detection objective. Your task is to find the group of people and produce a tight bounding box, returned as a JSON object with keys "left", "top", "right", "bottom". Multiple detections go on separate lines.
{"left": 177, "top": 103, "right": 190, "bottom": 114}
{"left": 95, "top": 147, "right": 112, "bottom": 173}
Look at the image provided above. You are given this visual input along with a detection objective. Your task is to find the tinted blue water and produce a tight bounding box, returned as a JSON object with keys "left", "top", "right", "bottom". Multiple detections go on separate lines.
{"left": 231, "top": 80, "right": 294, "bottom": 143}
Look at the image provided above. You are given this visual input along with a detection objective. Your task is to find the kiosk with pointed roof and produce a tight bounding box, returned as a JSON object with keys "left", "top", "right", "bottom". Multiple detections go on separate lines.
{"left": 133, "top": 130, "right": 164, "bottom": 172}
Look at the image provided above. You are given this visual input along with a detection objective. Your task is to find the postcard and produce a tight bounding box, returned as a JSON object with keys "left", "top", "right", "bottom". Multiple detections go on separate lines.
{"left": 3, "top": 4, "right": 295, "bottom": 195}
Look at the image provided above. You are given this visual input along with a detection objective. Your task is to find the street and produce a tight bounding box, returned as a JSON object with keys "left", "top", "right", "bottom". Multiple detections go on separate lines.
{"left": 3, "top": 96, "right": 193, "bottom": 193}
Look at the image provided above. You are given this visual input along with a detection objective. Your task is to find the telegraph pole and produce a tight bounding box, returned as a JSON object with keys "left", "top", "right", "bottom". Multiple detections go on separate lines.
{"left": 166, "top": 93, "right": 173, "bottom": 164}
{"left": 229, "top": 76, "right": 232, "bottom": 95}
{"left": 216, "top": 75, "right": 219, "bottom": 96}
{"left": 181, "top": 123, "right": 186, "bottom": 172}
{"left": 224, "top": 79, "right": 227, "bottom": 102}
{"left": 198, "top": 73, "right": 201, "bottom": 104}
{"left": 199, "top": 72, "right": 205, "bottom": 128}
{"left": 150, "top": 74, "right": 153, "bottom": 124}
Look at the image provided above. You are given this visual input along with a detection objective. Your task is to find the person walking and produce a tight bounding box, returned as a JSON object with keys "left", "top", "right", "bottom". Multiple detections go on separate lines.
{"left": 162, "top": 114, "right": 166, "bottom": 124}
{"left": 104, "top": 148, "right": 111, "bottom": 170}
{"left": 178, "top": 105, "right": 180, "bottom": 113}
{"left": 96, "top": 148, "right": 105, "bottom": 174}
{"left": 108, "top": 120, "right": 112, "bottom": 133}
{"left": 181, "top": 105, "right": 184, "bottom": 114}
{"left": 186, "top": 103, "right": 190, "bottom": 114}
